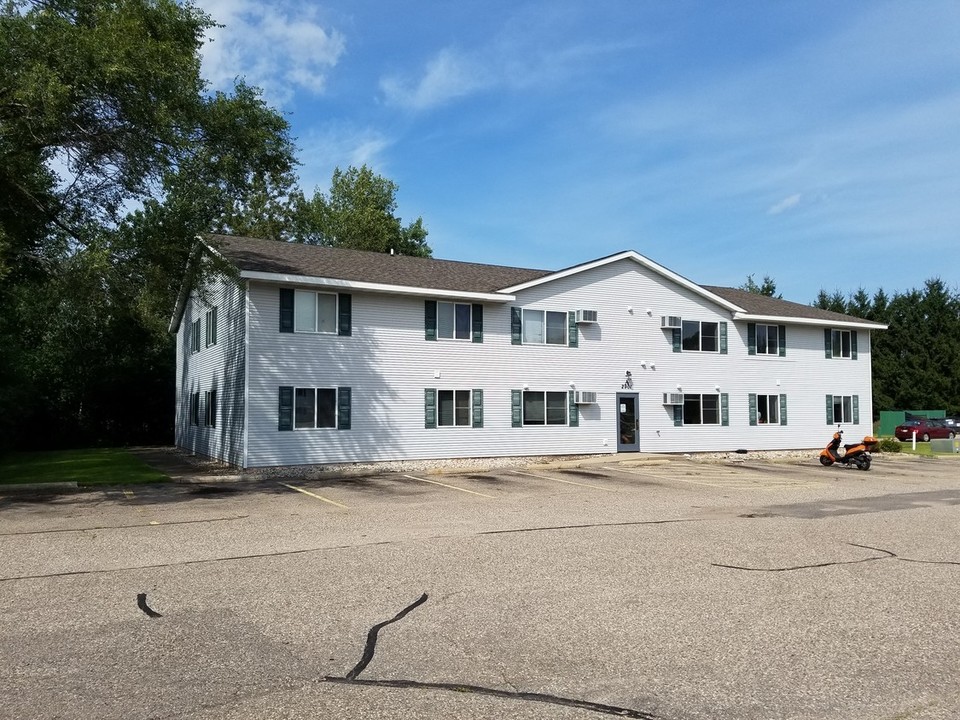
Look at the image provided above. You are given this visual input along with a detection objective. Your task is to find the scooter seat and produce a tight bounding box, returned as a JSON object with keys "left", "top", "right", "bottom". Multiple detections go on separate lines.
{"left": 843, "top": 443, "right": 861, "bottom": 451}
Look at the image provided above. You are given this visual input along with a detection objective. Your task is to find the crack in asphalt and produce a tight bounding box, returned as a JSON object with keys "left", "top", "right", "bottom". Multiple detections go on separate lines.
{"left": 324, "top": 677, "right": 661, "bottom": 719}
{"left": 136, "top": 592, "right": 162, "bottom": 618}
{"left": 344, "top": 593, "right": 429, "bottom": 680}
{"left": 329, "top": 595, "right": 662, "bottom": 719}
{"left": 0, "top": 515, "right": 249, "bottom": 537}
{"left": 712, "top": 543, "right": 960, "bottom": 572}
{"left": 479, "top": 518, "right": 699, "bottom": 535}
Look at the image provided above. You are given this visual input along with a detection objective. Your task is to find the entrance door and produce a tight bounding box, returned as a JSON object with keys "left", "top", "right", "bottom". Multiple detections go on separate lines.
{"left": 617, "top": 393, "right": 639, "bottom": 452}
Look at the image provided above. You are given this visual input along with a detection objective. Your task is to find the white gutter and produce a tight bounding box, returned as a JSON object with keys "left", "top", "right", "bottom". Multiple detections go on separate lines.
{"left": 732, "top": 313, "right": 887, "bottom": 330}
{"left": 239, "top": 270, "right": 516, "bottom": 302}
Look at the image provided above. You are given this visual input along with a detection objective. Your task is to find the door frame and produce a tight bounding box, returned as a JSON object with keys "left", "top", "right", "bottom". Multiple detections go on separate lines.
{"left": 616, "top": 392, "right": 640, "bottom": 452}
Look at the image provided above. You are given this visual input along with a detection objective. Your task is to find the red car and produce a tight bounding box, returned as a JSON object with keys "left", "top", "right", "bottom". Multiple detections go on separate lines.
{"left": 894, "top": 419, "right": 955, "bottom": 442}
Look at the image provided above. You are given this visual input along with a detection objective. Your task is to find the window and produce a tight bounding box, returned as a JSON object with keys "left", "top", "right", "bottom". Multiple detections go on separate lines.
{"left": 190, "top": 392, "right": 200, "bottom": 426}
{"left": 522, "top": 309, "right": 567, "bottom": 345}
{"left": 438, "top": 390, "right": 472, "bottom": 426}
{"left": 682, "top": 394, "right": 720, "bottom": 425}
{"left": 294, "top": 290, "right": 337, "bottom": 333}
{"left": 757, "top": 394, "right": 779, "bottom": 424}
{"left": 523, "top": 391, "right": 568, "bottom": 425}
{"left": 191, "top": 319, "right": 201, "bottom": 353}
{"left": 832, "top": 329, "right": 851, "bottom": 359}
{"left": 437, "top": 302, "right": 472, "bottom": 340}
{"left": 205, "top": 307, "right": 218, "bottom": 347}
{"left": 294, "top": 388, "right": 337, "bottom": 429}
{"left": 681, "top": 320, "right": 719, "bottom": 352}
{"left": 833, "top": 395, "right": 853, "bottom": 424}
{"left": 204, "top": 390, "right": 216, "bottom": 427}
{"left": 756, "top": 325, "right": 779, "bottom": 355}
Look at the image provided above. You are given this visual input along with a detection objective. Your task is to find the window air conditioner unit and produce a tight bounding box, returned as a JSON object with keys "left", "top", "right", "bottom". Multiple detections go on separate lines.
{"left": 574, "top": 391, "right": 597, "bottom": 404}
{"left": 575, "top": 309, "right": 598, "bottom": 324}
{"left": 661, "top": 315, "right": 682, "bottom": 329}
{"left": 662, "top": 392, "right": 684, "bottom": 405}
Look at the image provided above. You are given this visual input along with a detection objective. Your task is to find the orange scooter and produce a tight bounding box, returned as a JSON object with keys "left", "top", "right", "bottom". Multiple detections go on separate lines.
{"left": 819, "top": 426, "right": 877, "bottom": 470}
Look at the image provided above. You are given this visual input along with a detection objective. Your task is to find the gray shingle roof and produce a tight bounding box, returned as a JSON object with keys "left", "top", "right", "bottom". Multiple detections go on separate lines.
{"left": 702, "top": 285, "right": 884, "bottom": 326}
{"left": 209, "top": 234, "right": 551, "bottom": 293}
{"left": 205, "top": 235, "right": 882, "bottom": 327}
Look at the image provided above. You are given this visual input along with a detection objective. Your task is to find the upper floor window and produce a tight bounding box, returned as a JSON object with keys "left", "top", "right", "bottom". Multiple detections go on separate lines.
{"left": 523, "top": 309, "right": 567, "bottom": 345}
{"left": 825, "top": 329, "right": 858, "bottom": 359}
{"left": 438, "top": 302, "right": 472, "bottom": 340}
{"left": 205, "top": 307, "right": 218, "bottom": 347}
{"left": 682, "top": 320, "right": 719, "bottom": 352}
{"left": 756, "top": 324, "right": 779, "bottom": 355}
{"left": 295, "top": 290, "right": 337, "bottom": 334}
{"left": 191, "top": 318, "right": 201, "bottom": 353}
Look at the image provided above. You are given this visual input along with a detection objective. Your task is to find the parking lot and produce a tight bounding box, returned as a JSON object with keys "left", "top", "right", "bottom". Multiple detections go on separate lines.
{"left": 2, "top": 453, "right": 960, "bottom": 720}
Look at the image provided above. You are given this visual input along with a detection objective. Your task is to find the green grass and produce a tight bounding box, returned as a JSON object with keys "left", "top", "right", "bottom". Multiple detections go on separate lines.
{"left": 0, "top": 448, "right": 169, "bottom": 487}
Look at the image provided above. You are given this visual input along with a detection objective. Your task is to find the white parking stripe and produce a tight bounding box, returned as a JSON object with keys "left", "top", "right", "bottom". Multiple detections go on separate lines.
{"left": 402, "top": 475, "right": 495, "bottom": 498}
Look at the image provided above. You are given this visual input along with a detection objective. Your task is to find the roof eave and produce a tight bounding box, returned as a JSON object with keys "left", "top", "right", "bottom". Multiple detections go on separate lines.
{"left": 239, "top": 270, "right": 516, "bottom": 302}
{"left": 732, "top": 312, "right": 887, "bottom": 330}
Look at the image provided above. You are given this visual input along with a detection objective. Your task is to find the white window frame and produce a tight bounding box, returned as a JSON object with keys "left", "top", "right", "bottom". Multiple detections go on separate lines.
{"left": 294, "top": 387, "right": 338, "bottom": 429}
{"left": 522, "top": 309, "right": 567, "bottom": 346}
{"left": 681, "top": 320, "right": 719, "bottom": 352}
{"left": 294, "top": 290, "right": 338, "bottom": 334}
{"left": 831, "top": 329, "right": 852, "bottom": 359}
{"left": 522, "top": 390, "right": 568, "bottom": 426}
{"left": 191, "top": 318, "right": 201, "bottom": 353}
{"left": 437, "top": 389, "right": 472, "bottom": 427}
{"left": 756, "top": 394, "right": 779, "bottom": 425}
{"left": 203, "top": 389, "right": 216, "bottom": 427}
{"left": 832, "top": 394, "right": 853, "bottom": 424}
{"left": 756, "top": 324, "right": 779, "bottom": 355}
{"left": 682, "top": 393, "right": 720, "bottom": 425}
{"left": 437, "top": 302, "right": 472, "bottom": 341}
{"left": 205, "top": 307, "right": 218, "bottom": 348}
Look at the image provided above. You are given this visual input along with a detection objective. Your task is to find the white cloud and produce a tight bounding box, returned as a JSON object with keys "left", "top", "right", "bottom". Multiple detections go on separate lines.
{"left": 380, "top": 48, "right": 491, "bottom": 111}
{"left": 296, "top": 125, "right": 392, "bottom": 194}
{"left": 198, "top": 0, "right": 345, "bottom": 104}
{"left": 767, "top": 194, "right": 802, "bottom": 215}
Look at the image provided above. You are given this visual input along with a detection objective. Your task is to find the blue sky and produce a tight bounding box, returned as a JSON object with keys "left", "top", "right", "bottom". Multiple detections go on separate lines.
{"left": 197, "top": 0, "right": 960, "bottom": 304}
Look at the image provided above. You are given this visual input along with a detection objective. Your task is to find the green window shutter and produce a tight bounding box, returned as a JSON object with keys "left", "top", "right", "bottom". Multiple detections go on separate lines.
{"left": 851, "top": 331, "right": 858, "bottom": 360}
{"left": 824, "top": 328, "right": 832, "bottom": 358}
{"left": 825, "top": 394, "right": 834, "bottom": 425}
{"left": 279, "top": 289, "right": 294, "bottom": 333}
{"left": 748, "top": 393, "right": 757, "bottom": 426}
{"left": 568, "top": 390, "right": 579, "bottom": 427}
{"left": 673, "top": 405, "right": 683, "bottom": 427}
{"left": 568, "top": 311, "right": 578, "bottom": 348}
{"left": 721, "top": 393, "right": 729, "bottom": 426}
{"left": 672, "top": 328, "right": 681, "bottom": 352}
{"left": 779, "top": 394, "right": 787, "bottom": 426}
{"left": 424, "top": 300, "right": 437, "bottom": 341}
{"left": 747, "top": 323, "right": 756, "bottom": 355}
{"left": 337, "top": 387, "right": 351, "bottom": 430}
{"left": 211, "top": 306, "right": 218, "bottom": 346}
{"left": 278, "top": 386, "right": 294, "bottom": 431}
{"left": 511, "top": 307, "right": 522, "bottom": 345}
{"left": 778, "top": 325, "right": 786, "bottom": 357}
{"left": 424, "top": 388, "right": 436, "bottom": 429}
{"left": 472, "top": 389, "right": 483, "bottom": 428}
{"left": 472, "top": 304, "right": 483, "bottom": 343}
{"left": 338, "top": 293, "right": 352, "bottom": 336}
{"left": 853, "top": 395, "right": 860, "bottom": 424}
{"left": 511, "top": 389, "right": 522, "bottom": 427}
{"left": 719, "top": 322, "right": 728, "bottom": 354}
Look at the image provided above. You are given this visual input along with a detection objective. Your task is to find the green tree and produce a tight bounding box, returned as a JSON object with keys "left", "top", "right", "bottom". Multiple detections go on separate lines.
{"left": 0, "top": 0, "right": 299, "bottom": 449}
{"left": 740, "top": 274, "right": 781, "bottom": 298}
{"left": 292, "top": 165, "right": 431, "bottom": 256}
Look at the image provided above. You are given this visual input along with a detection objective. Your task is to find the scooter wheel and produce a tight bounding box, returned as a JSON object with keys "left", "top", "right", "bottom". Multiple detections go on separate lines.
{"left": 857, "top": 457, "right": 871, "bottom": 471}
{"left": 819, "top": 455, "right": 833, "bottom": 466}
